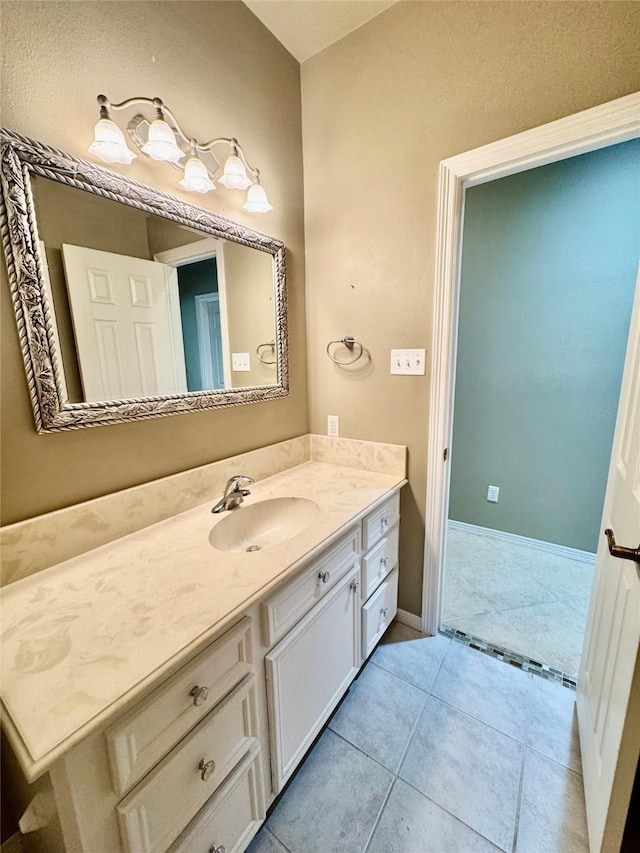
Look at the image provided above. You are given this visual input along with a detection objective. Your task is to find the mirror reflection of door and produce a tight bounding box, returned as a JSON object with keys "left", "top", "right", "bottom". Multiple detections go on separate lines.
{"left": 62, "top": 244, "right": 187, "bottom": 401}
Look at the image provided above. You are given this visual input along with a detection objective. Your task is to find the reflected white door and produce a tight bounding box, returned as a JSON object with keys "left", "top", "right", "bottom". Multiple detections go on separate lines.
{"left": 577, "top": 270, "right": 640, "bottom": 852}
{"left": 62, "top": 244, "right": 187, "bottom": 400}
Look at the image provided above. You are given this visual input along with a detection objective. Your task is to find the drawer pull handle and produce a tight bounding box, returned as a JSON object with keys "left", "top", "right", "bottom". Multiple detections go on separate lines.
{"left": 189, "top": 685, "right": 209, "bottom": 706}
{"left": 350, "top": 579, "right": 359, "bottom": 592}
{"left": 381, "top": 607, "right": 389, "bottom": 618}
{"left": 209, "top": 846, "right": 225, "bottom": 853}
{"left": 199, "top": 758, "right": 216, "bottom": 782}
{"left": 380, "top": 556, "right": 388, "bottom": 567}
{"left": 318, "top": 570, "right": 331, "bottom": 584}
{"left": 381, "top": 516, "right": 390, "bottom": 531}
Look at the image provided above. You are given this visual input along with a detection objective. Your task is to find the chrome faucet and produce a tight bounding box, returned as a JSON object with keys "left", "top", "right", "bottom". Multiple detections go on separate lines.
{"left": 211, "top": 475, "right": 255, "bottom": 513}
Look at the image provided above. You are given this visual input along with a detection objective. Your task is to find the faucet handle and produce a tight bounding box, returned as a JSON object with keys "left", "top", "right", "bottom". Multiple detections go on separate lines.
{"left": 223, "top": 475, "right": 254, "bottom": 498}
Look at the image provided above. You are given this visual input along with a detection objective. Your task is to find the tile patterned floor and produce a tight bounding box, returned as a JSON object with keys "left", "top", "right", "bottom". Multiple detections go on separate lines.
{"left": 248, "top": 623, "right": 588, "bottom": 853}
{"left": 442, "top": 525, "right": 595, "bottom": 675}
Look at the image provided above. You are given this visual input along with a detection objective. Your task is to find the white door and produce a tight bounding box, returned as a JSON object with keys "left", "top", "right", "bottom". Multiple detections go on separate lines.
{"left": 577, "top": 270, "right": 640, "bottom": 852}
{"left": 62, "top": 244, "right": 187, "bottom": 401}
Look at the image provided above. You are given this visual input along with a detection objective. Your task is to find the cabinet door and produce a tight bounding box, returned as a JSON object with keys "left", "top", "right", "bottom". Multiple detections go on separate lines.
{"left": 266, "top": 566, "right": 360, "bottom": 793}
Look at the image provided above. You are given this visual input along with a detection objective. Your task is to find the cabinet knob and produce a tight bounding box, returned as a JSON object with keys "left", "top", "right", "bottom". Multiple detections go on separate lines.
{"left": 381, "top": 607, "right": 389, "bottom": 618}
{"left": 381, "top": 516, "right": 390, "bottom": 531}
{"left": 198, "top": 758, "right": 216, "bottom": 782}
{"left": 190, "top": 685, "right": 209, "bottom": 706}
{"left": 208, "top": 846, "right": 225, "bottom": 853}
{"left": 318, "top": 570, "right": 330, "bottom": 584}
{"left": 380, "top": 556, "right": 388, "bottom": 567}
{"left": 349, "top": 579, "right": 359, "bottom": 592}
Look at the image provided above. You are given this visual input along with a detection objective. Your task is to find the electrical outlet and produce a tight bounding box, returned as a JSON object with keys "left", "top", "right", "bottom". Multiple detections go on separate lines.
{"left": 390, "top": 349, "right": 426, "bottom": 375}
{"left": 327, "top": 415, "right": 339, "bottom": 437}
{"left": 232, "top": 352, "right": 251, "bottom": 371}
{"left": 487, "top": 485, "right": 500, "bottom": 503}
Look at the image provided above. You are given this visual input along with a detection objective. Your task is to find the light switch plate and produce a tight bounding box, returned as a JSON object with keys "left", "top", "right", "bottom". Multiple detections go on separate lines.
{"left": 232, "top": 352, "right": 251, "bottom": 371}
{"left": 390, "top": 349, "right": 426, "bottom": 375}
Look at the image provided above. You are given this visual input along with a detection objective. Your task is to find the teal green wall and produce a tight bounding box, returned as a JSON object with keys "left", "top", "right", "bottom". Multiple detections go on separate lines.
{"left": 177, "top": 259, "right": 218, "bottom": 392}
{"left": 449, "top": 139, "right": 640, "bottom": 553}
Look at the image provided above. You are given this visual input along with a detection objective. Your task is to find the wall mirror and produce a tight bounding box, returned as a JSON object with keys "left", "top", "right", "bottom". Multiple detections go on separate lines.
{"left": 0, "top": 129, "right": 288, "bottom": 432}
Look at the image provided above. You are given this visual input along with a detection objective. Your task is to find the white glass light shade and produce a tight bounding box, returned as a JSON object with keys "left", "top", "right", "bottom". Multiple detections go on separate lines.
{"left": 88, "top": 119, "right": 136, "bottom": 165}
{"left": 179, "top": 156, "right": 216, "bottom": 193}
{"left": 243, "top": 183, "right": 274, "bottom": 213}
{"left": 219, "top": 155, "right": 252, "bottom": 190}
{"left": 141, "top": 118, "right": 184, "bottom": 162}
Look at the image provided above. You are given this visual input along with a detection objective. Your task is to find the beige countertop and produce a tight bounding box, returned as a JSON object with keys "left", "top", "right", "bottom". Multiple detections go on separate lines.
{"left": 0, "top": 460, "right": 405, "bottom": 781}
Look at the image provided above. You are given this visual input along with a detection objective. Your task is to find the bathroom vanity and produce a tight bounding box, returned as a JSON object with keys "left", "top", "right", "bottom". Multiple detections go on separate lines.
{"left": 0, "top": 440, "right": 405, "bottom": 852}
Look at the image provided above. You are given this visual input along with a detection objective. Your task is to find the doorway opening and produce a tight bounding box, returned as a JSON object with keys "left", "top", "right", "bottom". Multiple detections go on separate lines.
{"left": 421, "top": 94, "right": 640, "bottom": 635}
{"left": 439, "top": 140, "right": 640, "bottom": 680}
{"left": 154, "top": 237, "right": 232, "bottom": 392}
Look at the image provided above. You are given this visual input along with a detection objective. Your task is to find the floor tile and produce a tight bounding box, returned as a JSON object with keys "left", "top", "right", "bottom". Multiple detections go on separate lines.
{"left": 246, "top": 827, "right": 289, "bottom": 853}
{"left": 444, "top": 611, "right": 521, "bottom": 656}
{"left": 399, "top": 697, "right": 522, "bottom": 851}
{"left": 516, "top": 749, "right": 589, "bottom": 853}
{"left": 266, "top": 729, "right": 393, "bottom": 853}
{"left": 371, "top": 623, "right": 449, "bottom": 692}
{"left": 367, "top": 778, "right": 501, "bottom": 852}
{"left": 527, "top": 677, "right": 582, "bottom": 774}
{"left": 498, "top": 600, "right": 587, "bottom": 674}
{"left": 520, "top": 552, "right": 594, "bottom": 602}
{"left": 466, "top": 561, "right": 559, "bottom": 611}
{"left": 441, "top": 571, "right": 494, "bottom": 621}
{"left": 432, "top": 640, "right": 532, "bottom": 740}
{"left": 443, "top": 526, "right": 594, "bottom": 675}
{"left": 329, "top": 663, "right": 427, "bottom": 772}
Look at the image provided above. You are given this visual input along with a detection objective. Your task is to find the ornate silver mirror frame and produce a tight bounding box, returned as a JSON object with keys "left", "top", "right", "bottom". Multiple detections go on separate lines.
{"left": 0, "top": 129, "right": 288, "bottom": 432}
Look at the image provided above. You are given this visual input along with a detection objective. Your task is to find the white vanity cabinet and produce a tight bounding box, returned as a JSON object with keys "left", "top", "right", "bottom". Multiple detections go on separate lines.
{"left": 263, "top": 494, "right": 400, "bottom": 795}
{"left": 265, "top": 562, "right": 361, "bottom": 792}
{"left": 43, "top": 616, "right": 266, "bottom": 853}
{"left": 360, "top": 493, "right": 400, "bottom": 658}
{"left": 8, "top": 488, "right": 403, "bottom": 853}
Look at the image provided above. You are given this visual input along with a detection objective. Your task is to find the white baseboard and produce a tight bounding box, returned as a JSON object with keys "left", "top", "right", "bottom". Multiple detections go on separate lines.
{"left": 448, "top": 520, "right": 596, "bottom": 564}
{"left": 395, "top": 608, "right": 422, "bottom": 631}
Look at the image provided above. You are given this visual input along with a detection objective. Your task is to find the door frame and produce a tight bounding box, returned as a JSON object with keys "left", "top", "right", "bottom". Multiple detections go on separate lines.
{"left": 421, "top": 91, "right": 640, "bottom": 636}
{"left": 154, "top": 237, "right": 232, "bottom": 389}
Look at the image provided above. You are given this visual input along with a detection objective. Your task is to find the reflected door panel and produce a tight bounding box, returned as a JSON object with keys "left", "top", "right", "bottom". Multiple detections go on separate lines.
{"left": 62, "top": 244, "right": 187, "bottom": 401}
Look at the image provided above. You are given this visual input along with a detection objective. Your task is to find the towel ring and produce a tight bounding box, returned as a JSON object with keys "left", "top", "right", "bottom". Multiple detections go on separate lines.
{"left": 326, "top": 336, "right": 364, "bottom": 365}
{"left": 256, "top": 341, "right": 276, "bottom": 365}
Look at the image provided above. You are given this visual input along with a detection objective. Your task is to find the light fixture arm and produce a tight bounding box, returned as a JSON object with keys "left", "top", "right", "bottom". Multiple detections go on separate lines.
{"left": 89, "top": 95, "right": 272, "bottom": 210}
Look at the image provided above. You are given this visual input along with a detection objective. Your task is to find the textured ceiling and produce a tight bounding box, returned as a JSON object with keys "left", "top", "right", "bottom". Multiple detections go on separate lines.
{"left": 243, "top": 1, "right": 399, "bottom": 62}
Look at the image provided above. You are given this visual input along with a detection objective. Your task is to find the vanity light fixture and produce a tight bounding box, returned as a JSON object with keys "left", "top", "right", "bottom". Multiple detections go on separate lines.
{"left": 243, "top": 173, "right": 274, "bottom": 213}
{"left": 88, "top": 95, "right": 273, "bottom": 212}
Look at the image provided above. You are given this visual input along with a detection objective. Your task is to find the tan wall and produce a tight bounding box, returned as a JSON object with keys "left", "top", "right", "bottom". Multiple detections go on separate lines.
{"left": 0, "top": 0, "right": 307, "bottom": 525}
{"left": 223, "top": 241, "right": 277, "bottom": 387}
{"left": 301, "top": 0, "right": 640, "bottom": 616}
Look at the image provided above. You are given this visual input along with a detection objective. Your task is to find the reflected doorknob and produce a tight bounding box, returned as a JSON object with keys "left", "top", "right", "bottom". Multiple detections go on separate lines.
{"left": 604, "top": 529, "right": 640, "bottom": 565}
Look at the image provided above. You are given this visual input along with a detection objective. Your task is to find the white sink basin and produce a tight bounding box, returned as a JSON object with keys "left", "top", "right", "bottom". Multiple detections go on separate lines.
{"left": 209, "top": 497, "right": 321, "bottom": 552}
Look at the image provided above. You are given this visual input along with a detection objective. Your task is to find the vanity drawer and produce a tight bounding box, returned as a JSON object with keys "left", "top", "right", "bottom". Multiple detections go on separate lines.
{"left": 117, "top": 675, "right": 258, "bottom": 853}
{"left": 168, "top": 745, "right": 264, "bottom": 853}
{"left": 362, "top": 569, "right": 398, "bottom": 659}
{"left": 362, "top": 493, "right": 400, "bottom": 552}
{"left": 262, "top": 526, "right": 360, "bottom": 647}
{"left": 361, "top": 525, "right": 399, "bottom": 601}
{"left": 107, "top": 617, "right": 253, "bottom": 797}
